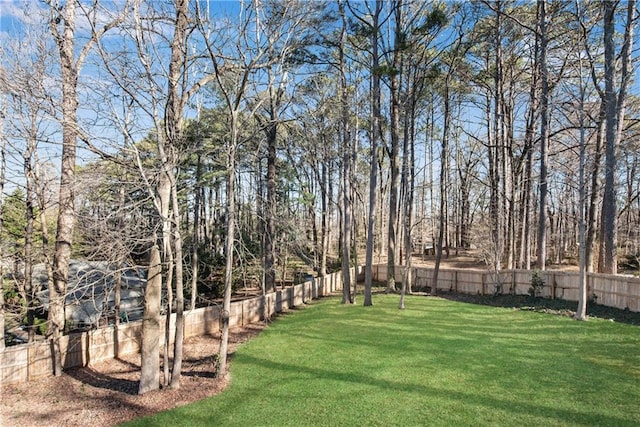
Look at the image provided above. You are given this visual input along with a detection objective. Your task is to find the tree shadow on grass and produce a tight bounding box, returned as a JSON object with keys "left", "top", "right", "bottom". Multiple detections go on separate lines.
{"left": 233, "top": 352, "right": 635, "bottom": 427}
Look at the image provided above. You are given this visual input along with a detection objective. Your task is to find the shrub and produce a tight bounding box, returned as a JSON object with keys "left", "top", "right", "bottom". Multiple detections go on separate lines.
{"left": 529, "top": 270, "right": 545, "bottom": 298}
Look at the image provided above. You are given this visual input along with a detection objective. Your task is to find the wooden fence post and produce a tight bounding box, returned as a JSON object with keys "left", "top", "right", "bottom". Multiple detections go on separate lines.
{"left": 454, "top": 271, "right": 458, "bottom": 293}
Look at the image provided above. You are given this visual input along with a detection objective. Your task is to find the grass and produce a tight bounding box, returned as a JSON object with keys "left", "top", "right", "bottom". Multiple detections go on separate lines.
{"left": 125, "top": 294, "right": 640, "bottom": 426}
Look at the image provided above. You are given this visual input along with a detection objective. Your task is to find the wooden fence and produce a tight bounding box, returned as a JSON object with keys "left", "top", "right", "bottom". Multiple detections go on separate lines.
{"left": 0, "top": 267, "right": 358, "bottom": 386}
{"left": 5, "top": 265, "right": 637, "bottom": 386}
{"left": 372, "top": 265, "right": 640, "bottom": 312}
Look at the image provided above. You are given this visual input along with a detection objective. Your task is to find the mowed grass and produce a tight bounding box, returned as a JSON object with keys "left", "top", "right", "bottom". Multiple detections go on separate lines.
{"left": 126, "top": 295, "right": 640, "bottom": 426}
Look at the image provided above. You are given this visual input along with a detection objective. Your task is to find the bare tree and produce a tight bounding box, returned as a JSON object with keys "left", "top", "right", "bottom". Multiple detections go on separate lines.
{"left": 45, "top": 0, "right": 127, "bottom": 375}
{"left": 93, "top": 0, "right": 214, "bottom": 390}
{"left": 196, "top": 0, "right": 281, "bottom": 375}
{"left": 0, "top": 26, "right": 57, "bottom": 342}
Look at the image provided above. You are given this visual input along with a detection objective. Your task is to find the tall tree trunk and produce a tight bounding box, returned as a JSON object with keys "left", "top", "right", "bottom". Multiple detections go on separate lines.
{"left": 599, "top": 0, "right": 635, "bottom": 274}
{"left": 537, "top": 0, "right": 549, "bottom": 270}
{"left": 50, "top": 0, "right": 80, "bottom": 376}
{"left": 339, "top": 0, "right": 352, "bottom": 304}
{"left": 364, "top": 0, "right": 382, "bottom": 307}
{"left": 164, "top": 0, "right": 189, "bottom": 388}
{"left": 386, "top": 0, "right": 403, "bottom": 293}
{"left": 489, "top": 5, "right": 503, "bottom": 273}
{"left": 599, "top": 1, "right": 618, "bottom": 274}
{"left": 47, "top": 0, "right": 125, "bottom": 379}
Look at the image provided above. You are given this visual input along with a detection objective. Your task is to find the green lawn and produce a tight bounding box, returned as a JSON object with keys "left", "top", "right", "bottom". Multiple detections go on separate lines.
{"left": 125, "top": 295, "right": 640, "bottom": 426}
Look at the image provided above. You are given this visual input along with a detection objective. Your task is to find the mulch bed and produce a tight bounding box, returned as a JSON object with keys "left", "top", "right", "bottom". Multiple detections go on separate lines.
{"left": 0, "top": 324, "right": 265, "bottom": 427}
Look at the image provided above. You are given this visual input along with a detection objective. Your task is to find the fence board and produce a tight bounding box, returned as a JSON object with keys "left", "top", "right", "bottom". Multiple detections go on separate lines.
{"left": 28, "top": 341, "right": 53, "bottom": 381}
{"left": 229, "top": 301, "right": 243, "bottom": 328}
{"left": 1, "top": 346, "right": 28, "bottom": 384}
{"left": 114, "top": 323, "right": 142, "bottom": 357}
{"left": 243, "top": 297, "right": 263, "bottom": 325}
{"left": 456, "top": 270, "right": 483, "bottom": 294}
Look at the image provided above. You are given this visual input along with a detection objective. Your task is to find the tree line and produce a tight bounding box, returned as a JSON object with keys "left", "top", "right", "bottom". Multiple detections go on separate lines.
{"left": 0, "top": 0, "right": 638, "bottom": 392}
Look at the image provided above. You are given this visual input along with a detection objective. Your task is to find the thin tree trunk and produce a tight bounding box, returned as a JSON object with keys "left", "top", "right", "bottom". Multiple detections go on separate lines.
{"left": 34, "top": 153, "right": 54, "bottom": 335}
{"left": 170, "top": 181, "right": 185, "bottom": 389}
{"left": 265, "top": 121, "right": 277, "bottom": 291}
{"left": 399, "top": 81, "right": 414, "bottom": 308}
{"left": 115, "top": 185, "right": 126, "bottom": 328}
{"left": 191, "top": 154, "right": 202, "bottom": 311}
{"left": 577, "top": 73, "right": 588, "bottom": 318}
{"left": 319, "top": 159, "right": 328, "bottom": 277}
{"left": 159, "top": 171, "right": 173, "bottom": 387}
{"left": 24, "top": 133, "right": 36, "bottom": 342}
{"left": 586, "top": 105, "right": 605, "bottom": 272}
{"left": 432, "top": 83, "right": 451, "bottom": 297}
{"left": 218, "top": 132, "right": 237, "bottom": 376}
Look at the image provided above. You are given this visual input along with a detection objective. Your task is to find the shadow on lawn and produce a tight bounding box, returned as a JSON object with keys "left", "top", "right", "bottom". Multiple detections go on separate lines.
{"left": 437, "top": 292, "right": 640, "bottom": 326}
{"left": 235, "top": 352, "right": 633, "bottom": 427}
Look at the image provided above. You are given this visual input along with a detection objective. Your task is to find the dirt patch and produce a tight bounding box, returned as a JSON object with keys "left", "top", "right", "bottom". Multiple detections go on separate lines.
{"left": 0, "top": 324, "right": 265, "bottom": 427}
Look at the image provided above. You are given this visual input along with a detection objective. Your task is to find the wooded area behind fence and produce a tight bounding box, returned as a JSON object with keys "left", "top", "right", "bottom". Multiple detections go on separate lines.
{"left": 3, "top": 265, "right": 639, "bottom": 386}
